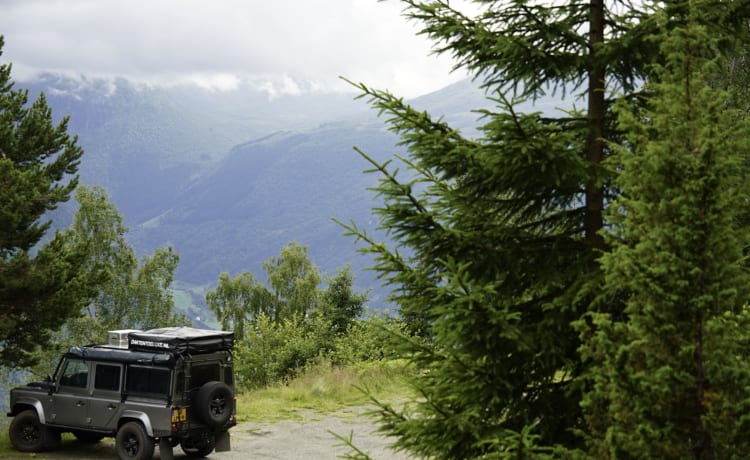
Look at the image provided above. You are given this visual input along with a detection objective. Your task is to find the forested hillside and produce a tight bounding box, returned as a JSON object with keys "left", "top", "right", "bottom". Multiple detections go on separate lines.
{"left": 23, "top": 74, "right": 493, "bottom": 314}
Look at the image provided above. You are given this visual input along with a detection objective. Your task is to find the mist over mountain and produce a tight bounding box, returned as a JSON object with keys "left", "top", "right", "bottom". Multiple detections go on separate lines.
{"left": 27, "top": 74, "right": 374, "bottom": 221}
{"left": 26, "top": 74, "right": 505, "bottom": 314}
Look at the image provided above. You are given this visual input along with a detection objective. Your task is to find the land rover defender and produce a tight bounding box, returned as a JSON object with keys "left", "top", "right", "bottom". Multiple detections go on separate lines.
{"left": 7, "top": 327, "right": 236, "bottom": 460}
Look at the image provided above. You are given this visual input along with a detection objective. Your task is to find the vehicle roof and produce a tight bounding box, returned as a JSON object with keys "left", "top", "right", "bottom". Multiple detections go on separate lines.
{"left": 65, "top": 345, "right": 175, "bottom": 366}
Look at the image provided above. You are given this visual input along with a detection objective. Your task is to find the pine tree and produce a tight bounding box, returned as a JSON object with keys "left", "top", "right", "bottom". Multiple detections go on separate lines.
{"left": 317, "top": 266, "right": 367, "bottom": 336}
{"left": 0, "top": 36, "right": 87, "bottom": 368}
{"left": 340, "top": 0, "right": 750, "bottom": 456}
{"left": 582, "top": 6, "right": 750, "bottom": 457}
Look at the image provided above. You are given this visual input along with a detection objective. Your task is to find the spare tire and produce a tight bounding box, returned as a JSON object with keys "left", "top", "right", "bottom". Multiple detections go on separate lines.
{"left": 195, "top": 381, "right": 233, "bottom": 428}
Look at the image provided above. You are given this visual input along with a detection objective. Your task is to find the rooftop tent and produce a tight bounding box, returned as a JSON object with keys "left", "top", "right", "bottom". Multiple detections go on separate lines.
{"left": 128, "top": 327, "right": 234, "bottom": 354}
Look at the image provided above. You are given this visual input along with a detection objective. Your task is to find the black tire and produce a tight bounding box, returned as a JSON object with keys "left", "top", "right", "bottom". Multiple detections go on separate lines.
{"left": 73, "top": 430, "right": 105, "bottom": 444}
{"left": 9, "top": 409, "right": 48, "bottom": 452}
{"left": 180, "top": 433, "right": 216, "bottom": 458}
{"left": 195, "top": 381, "right": 233, "bottom": 428}
{"left": 116, "top": 422, "right": 154, "bottom": 460}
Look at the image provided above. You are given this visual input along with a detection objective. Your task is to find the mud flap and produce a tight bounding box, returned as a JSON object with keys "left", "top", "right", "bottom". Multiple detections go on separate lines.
{"left": 215, "top": 431, "right": 231, "bottom": 452}
{"left": 159, "top": 438, "right": 175, "bottom": 460}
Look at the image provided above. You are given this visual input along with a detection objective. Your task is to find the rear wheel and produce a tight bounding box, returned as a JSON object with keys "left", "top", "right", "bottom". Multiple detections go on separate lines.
{"left": 116, "top": 422, "right": 154, "bottom": 460}
{"left": 180, "top": 433, "right": 215, "bottom": 458}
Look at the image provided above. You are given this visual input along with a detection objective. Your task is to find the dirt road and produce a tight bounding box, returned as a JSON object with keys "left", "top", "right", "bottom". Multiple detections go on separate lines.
{"left": 3, "top": 407, "right": 412, "bottom": 460}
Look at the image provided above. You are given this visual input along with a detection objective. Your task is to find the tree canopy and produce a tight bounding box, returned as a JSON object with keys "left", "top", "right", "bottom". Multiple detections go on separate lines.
{"left": 582, "top": 13, "right": 750, "bottom": 457}
{"left": 0, "top": 36, "right": 87, "bottom": 368}
{"left": 29, "top": 185, "right": 188, "bottom": 374}
{"left": 342, "top": 0, "right": 750, "bottom": 457}
{"left": 207, "top": 243, "right": 366, "bottom": 338}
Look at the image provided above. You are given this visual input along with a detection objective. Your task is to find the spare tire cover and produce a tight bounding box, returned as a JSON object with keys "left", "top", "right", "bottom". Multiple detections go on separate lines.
{"left": 195, "top": 381, "right": 233, "bottom": 428}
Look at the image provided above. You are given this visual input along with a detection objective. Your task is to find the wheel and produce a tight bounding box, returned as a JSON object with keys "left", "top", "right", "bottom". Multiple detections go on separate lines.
{"left": 116, "top": 422, "right": 154, "bottom": 460}
{"left": 9, "top": 409, "right": 49, "bottom": 452}
{"left": 195, "top": 381, "right": 233, "bottom": 428}
{"left": 180, "top": 433, "right": 215, "bottom": 458}
{"left": 73, "top": 430, "right": 105, "bottom": 444}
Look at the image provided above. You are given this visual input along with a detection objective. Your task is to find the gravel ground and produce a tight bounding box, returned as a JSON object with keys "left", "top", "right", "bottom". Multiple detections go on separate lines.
{"left": 3, "top": 407, "right": 412, "bottom": 460}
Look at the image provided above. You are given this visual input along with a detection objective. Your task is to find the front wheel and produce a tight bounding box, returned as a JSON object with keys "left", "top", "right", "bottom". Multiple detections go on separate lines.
{"left": 180, "top": 433, "right": 215, "bottom": 458}
{"left": 9, "top": 409, "right": 55, "bottom": 452}
{"left": 116, "top": 422, "right": 154, "bottom": 460}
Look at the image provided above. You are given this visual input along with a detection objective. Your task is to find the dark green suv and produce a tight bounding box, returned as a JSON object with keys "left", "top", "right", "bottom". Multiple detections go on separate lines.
{"left": 7, "top": 327, "right": 236, "bottom": 460}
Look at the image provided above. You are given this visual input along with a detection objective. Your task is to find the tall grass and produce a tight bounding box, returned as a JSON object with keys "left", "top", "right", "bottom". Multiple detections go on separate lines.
{"left": 236, "top": 359, "right": 412, "bottom": 423}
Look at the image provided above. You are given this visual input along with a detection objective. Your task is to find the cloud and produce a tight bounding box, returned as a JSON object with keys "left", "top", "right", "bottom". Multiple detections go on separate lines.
{"left": 0, "top": 0, "right": 466, "bottom": 97}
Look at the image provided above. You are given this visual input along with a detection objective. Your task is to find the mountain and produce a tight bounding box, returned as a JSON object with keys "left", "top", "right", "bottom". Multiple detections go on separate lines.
{"left": 25, "top": 74, "right": 497, "bottom": 316}
{"left": 27, "top": 74, "right": 372, "bottom": 222}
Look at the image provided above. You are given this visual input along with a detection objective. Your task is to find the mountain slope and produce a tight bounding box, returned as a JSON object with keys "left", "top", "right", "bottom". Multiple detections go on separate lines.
{"left": 28, "top": 75, "right": 515, "bottom": 311}
{"left": 129, "top": 120, "right": 399, "bottom": 305}
{"left": 27, "top": 74, "right": 371, "bottom": 222}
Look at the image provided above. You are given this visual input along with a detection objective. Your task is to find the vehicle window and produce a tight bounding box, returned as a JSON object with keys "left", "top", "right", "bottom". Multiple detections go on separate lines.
{"left": 59, "top": 359, "right": 89, "bottom": 388}
{"left": 126, "top": 366, "right": 170, "bottom": 398}
{"left": 189, "top": 364, "right": 220, "bottom": 388}
{"left": 94, "top": 364, "right": 121, "bottom": 392}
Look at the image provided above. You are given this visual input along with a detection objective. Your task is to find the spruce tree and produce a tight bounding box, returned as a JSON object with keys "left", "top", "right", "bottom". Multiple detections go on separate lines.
{"left": 340, "top": 0, "right": 750, "bottom": 457}
{"left": 0, "top": 36, "right": 87, "bottom": 368}
{"left": 582, "top": 6, "right": 750, "bottom": 458}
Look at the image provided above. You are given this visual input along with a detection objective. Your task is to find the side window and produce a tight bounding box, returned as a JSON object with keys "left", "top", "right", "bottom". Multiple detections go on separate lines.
{"left": 59, "top": 359, "right": 89, "bottom": 388}
{"left": 126, "top": 366, "right": 170, "bottom": 398}
{"left": 189, "top": 364, "right": 220, "bottom": 389}
{"left": 94, "top": 364, "right": 121, "bottom": 392}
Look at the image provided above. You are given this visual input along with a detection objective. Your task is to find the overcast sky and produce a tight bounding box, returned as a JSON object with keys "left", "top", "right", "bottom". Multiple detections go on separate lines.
{"left": 0, "top": 0, "right": 467, "bottom": 98}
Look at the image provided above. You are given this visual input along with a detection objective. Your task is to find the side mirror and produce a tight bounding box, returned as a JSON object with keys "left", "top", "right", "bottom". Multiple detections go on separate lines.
{"left": 46, "top": 375, "right": 57, "bottom": 394}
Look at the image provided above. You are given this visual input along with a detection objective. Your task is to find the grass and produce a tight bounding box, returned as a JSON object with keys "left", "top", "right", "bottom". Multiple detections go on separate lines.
{"left": 0, "top": 431, "right": 83, "bottom": 459}
{"left": 235, "top": 359, "right": 413, "bottom": 423}
{"left": 0, "top": 431, "right": 11, "bottom": 458}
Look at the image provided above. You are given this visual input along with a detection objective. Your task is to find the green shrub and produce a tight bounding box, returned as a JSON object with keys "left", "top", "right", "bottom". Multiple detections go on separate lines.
{"left": 235, "top": 311, "right": 411, "bottom": 390}
{"left": 329, "top": 313, "right": 406, "bottom": 365}
{"left": 236, "top": 313, "right": 328, "bottom": 389}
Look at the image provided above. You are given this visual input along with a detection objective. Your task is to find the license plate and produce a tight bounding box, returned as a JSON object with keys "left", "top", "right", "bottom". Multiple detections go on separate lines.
{"left": 171, "top": 407, "right": 187, "bottom": 423}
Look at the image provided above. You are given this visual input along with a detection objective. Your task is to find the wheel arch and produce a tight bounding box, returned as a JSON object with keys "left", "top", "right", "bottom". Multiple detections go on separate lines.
{"left": 118, "top": 411, "right": 154, "bottom": 437}
{"left": 10, "top": 397, "right": 46, "bottom": 424}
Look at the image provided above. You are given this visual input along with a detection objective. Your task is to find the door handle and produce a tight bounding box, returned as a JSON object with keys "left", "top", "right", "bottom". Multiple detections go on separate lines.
{"left": 76, "top": 401, "right": 85, "bottom": 407}
{"left": 107, "top": 404, "right": 117, "bottom": 410}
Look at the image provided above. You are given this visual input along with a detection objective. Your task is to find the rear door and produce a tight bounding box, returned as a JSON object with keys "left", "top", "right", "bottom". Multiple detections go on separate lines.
{"left": 88, "top": 362, "right": 123, "bottom": 430}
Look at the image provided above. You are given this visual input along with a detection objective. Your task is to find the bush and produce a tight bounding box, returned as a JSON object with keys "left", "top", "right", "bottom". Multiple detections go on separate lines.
{"left": 234, "top": 311, "right": 410, "bottom": 390}
{"left": 329, "top": 313, "right": 406, "bottom": 365}
{"left": 236, "top": 314, "right": 328, "bottom": 389}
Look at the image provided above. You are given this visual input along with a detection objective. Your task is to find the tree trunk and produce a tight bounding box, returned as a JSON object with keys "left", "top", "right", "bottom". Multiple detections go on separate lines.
{"left": 586, "top": 0, "right": 605, "bottom": 248}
